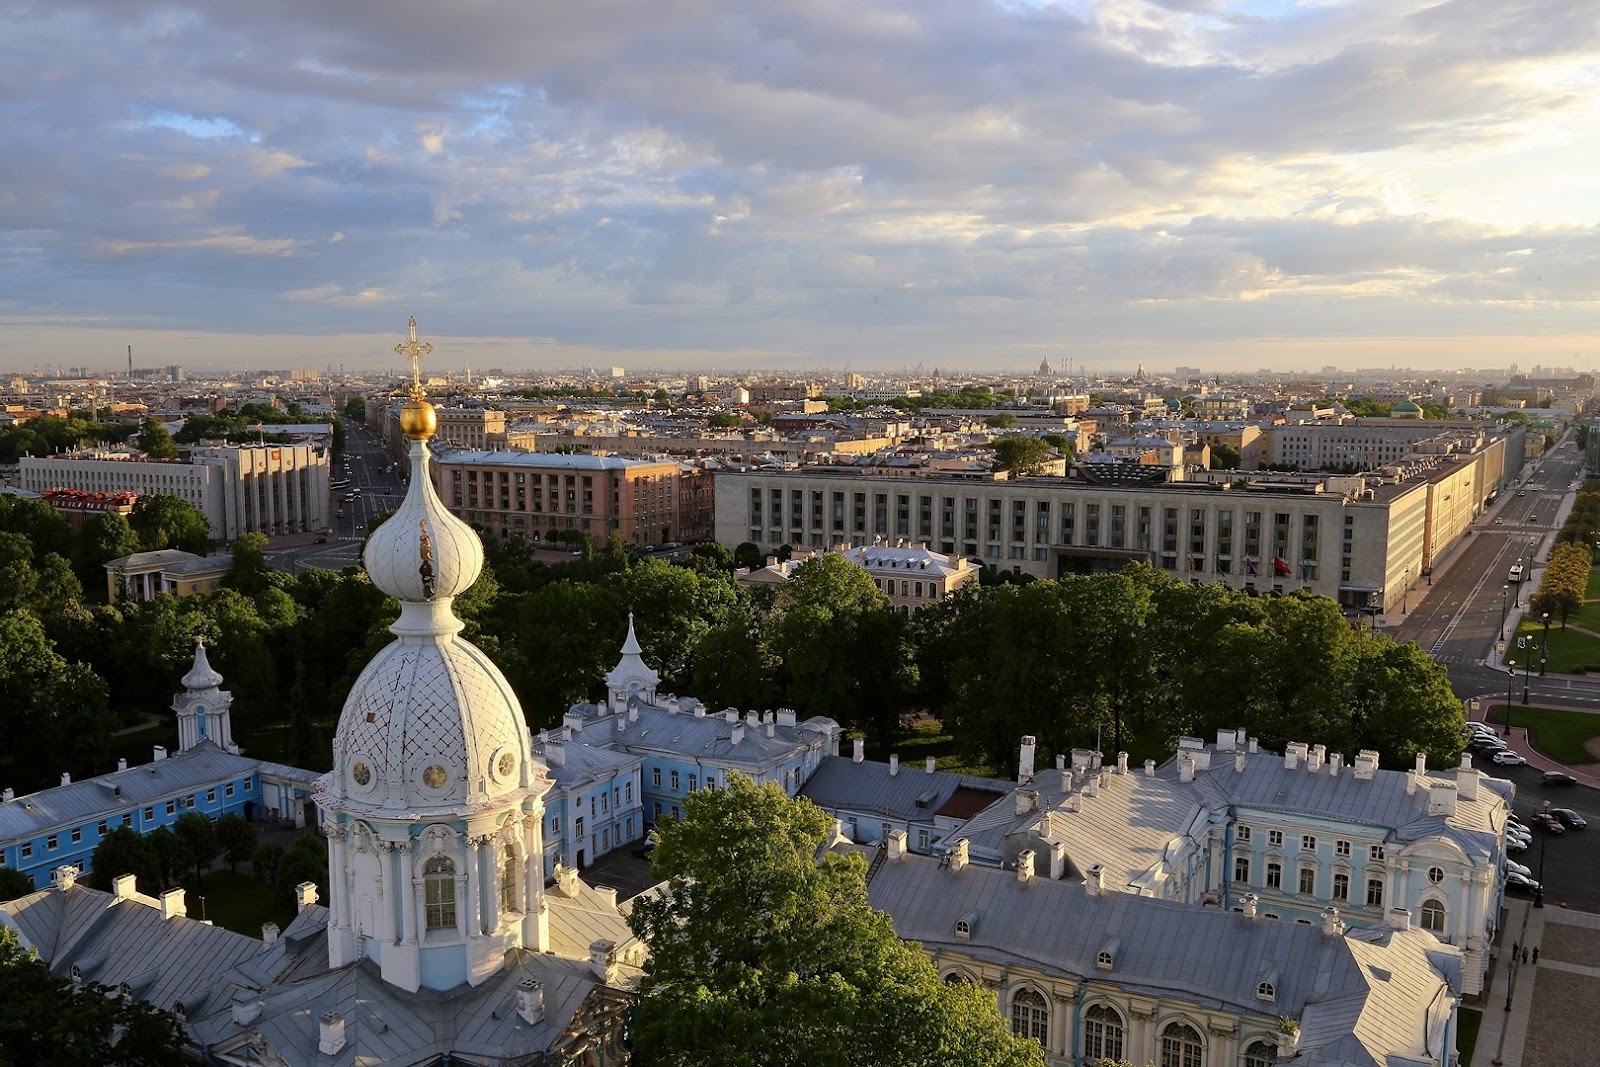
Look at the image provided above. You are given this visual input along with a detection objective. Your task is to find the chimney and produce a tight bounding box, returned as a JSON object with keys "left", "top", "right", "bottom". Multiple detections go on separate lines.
{"left": 889, "top": 754, "right": 899, "bottom": 777}
{"left": 1085, "top": 864, "right": 1104, "bottom": 896}
{"left": 1048, "top": 840, "right": 1068, "bottom": 879}
{"left": 58, "top": 772, "right": 71, "bottom": 786}
{"left": 1115, "top": 751, "right": 1129, "bottom": 775}
{"left": 1015, "top": 788, "right": 1039, "bottom": 815}
{"left": 629, "top": 704, "right": 639, "bottom": 723}
{"left": 887, "top": 829, "right": 907, "bottom": 860}
{"left": 594, "top": 885, "right": 618, "bottom": 910}
{"left": 1234, "top": 751, "right": 1247, "bottom": 773}
{"left": 1406, "top": 770, "right": 1418, "bottom": 796}
{"left": 1415, "top": 752, "right": 1427, "bottom": 775}
{"left": 1388, "top": 907, "right": 1411, "bottom": 932}
{"left": 925, "top": 757, "right": 936, "bottom": 774}
{"left": 1457, "top": 754, "right": 1480, "bottom": 801}
{"left": 766, "top": 721, "right": 775, "bottom": 738}
{"left": 731, "top": 722, "right": 745, "bottom": 746}
{"left": 1353, "top": 750, "right": 1379, "bottom": 780}
{"left": 1144, "top": 760, "right": 1156, "bottom": 777}
{"left": 160, "top": 887, "right": 187, "bottom": 921}
{"left": 544, "top": 741, "right": 566, "bottom": 768}
{"left": 616, "top": 713, "right": 626, "bottom": 733}
{"left": 1247, "top": 737, "right": 1259, "bottom": 754}
{"left": 1016, "top": 849, "right": 1036, "bottom": 884}
{"left": 1329, "top": 753, "right": 1343, "bottom": 776}
{"left": 116, "top": 758, "right": 127, "bottom": 773}
{"left": 590, "top": 940, "right": 620, "bottom": 984}
{"left": 230, "top": 993, "right": 264, "bottom": 1026}
{"left": 1018, "top": 735, "right": 1036, "bottom": 782}
{"left": 950, "top": 839, "right": 969, "bottom": 872}
{"left": 1084, "top": 777, "right": 1099, "bottom": 798}
{"left": 261, "top": 922, "right": 280, "bottom": 948}
{"left": 555, "top": 865, "right": 580, "bottom": 898}
{"left": 1, "top": 788, "right": 11, "bottom": 803}
{"left": 1241, "top": 893, "right": 1259, "bottom": 919}
{"left": 1309, "top": 745, "right": 1325, "bottom": 772}
{"left": 1321, "top": 907, "right": 1344, "bottom": 937}
{"left": 52, "top": 865, "right": 77, "bottom": 891}
{"left": 564, "top": 710, "right": 585, "bottom": 732}
{"left": 1284, "top": 742, "right": 1307, "bottom": 770}
{"left": 1217, "top": 728, "right": 1236, "bottom": 752}
{"left": 517, "top": 978, "right": 545, "bottom": 1024}
{"left": 153, "top": 745, "right": 167, "bottom": 761}
{"left": 318, "top": 1012, "right": 346, "bottom": 1056}
{"left": 1427, "top": 781, "right": 1458, "bottom": 817}
{"left": 294, "top": 881, "right": 319, "bottom": 912}
{"left": 1178, "top": 755, "right": 1195, "bottom": 783}
{"left": 777, "top": 708, "right": 796, "bottom": 726}
{"left": 853, "top": 738, "right": 864, "bottom": 763}
{"left": 112, "top": 873, "right": 137, "bottom": 901}
{"left": 766, "top": 555, "right": 778, "bottom": 567}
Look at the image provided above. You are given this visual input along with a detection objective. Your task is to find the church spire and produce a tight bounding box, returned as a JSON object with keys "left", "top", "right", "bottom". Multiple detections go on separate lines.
{"left": 605, "top": 612, "right": 660, "bottom": 709}
{"left": 173, "top": 636, "right": 235, "bottom": 753}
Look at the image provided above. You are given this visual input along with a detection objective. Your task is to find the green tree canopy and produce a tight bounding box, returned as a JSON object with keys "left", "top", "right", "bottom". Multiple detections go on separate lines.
{"left": 627, "top": 774, "right": 1043, "bottom": 1067}
{"left": 129, "top": 494, "right": 211, "bottom": 554}
{"left": 989, "top": 434, "right": 1055, "bottom": 474}
{"left": 0, "top": 868, "right": 35, "bottom": 902}
{"left": 136, "top": 418, "right": 178, "bottom": 459}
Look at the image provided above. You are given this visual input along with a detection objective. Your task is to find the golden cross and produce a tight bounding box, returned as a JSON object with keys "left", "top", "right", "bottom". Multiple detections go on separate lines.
{"left": 395, "top": 315, "right": 433, "bottom": 398}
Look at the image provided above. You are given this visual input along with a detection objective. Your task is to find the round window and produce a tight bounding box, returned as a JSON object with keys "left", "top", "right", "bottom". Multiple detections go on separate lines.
{"left": 422, "top": 764, "right": 448, "bottom": 789}
{"left": 496, "top": 751, "right": 516, "bottom": 779}
{"left": 1428, "top": 866, "right": 1445, "bottom": 884}
{"left": 351, "top": 762, "right": 372, "bottom": 787}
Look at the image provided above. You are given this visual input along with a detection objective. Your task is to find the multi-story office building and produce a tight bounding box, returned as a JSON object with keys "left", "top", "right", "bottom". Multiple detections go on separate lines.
{"left": 434, "top": 406, "right": 507, "bottom": 450}
{"left": 1265, "top": 418, "right": 1521, "bottom": 471}
{"left": 714, "top": 444, "right": 1517, "bottom": 613}
{"left": 431, "top": 449, "right": 684, "bottom": 545}
{"left": 18, "top": 443, "right": 330, "bottom": 541}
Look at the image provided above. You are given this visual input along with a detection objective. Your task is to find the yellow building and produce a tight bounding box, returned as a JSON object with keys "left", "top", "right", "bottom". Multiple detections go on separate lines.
{"left": 104, "top": 549, "right": 232, "bottom": 603}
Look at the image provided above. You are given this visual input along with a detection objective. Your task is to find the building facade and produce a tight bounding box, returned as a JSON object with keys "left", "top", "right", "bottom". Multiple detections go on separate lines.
{"left": 103, "top": 548, "right": 232, "bottom": 603}
{"left": 737, "top": 541, "right": 980, "bottom": 612}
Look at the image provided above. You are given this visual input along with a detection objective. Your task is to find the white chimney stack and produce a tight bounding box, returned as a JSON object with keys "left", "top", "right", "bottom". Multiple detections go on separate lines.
{"left": 1321, "top": 908, "right": 1344, "bottom": 937}
{"left": 517, "top": 978, "right": 545, "bottom": 1024}
{"left": 1330, "top": 753, "right": 1343, "bottom": 776}
{"left": 1085, "top": 864, "right": 1104, "bottom": 897}
{"left": 1235, "top": 751, "right": 1247, "bottom": 773}
{"left": 1457, "top": 753, "right": 1479, "bottom": 801}
{"left": 1415, "top": 753, "right": 1427, "bottom": 775}
{"left": 230, "top": 995, "right": 263, "bottom": 1026}
{"left": 1048, "top": 840, "right": 1068, "bottom": 879}
{"left": 1016, "top": 849, "right": 1036, "bottom": 884}
{"left": 112, "top": 874, "right": 136, "bottom": 901}
{"left": 1427, "top": 781, "right": 1458, "bottom": 817}
{"left": 1179, "top": 755, "right": 1195, "bottom": 783}
{"left": 1407, "top": 769, "right": 1418, "bottom": 796}
{"left": 294, "top": 881, "right": 319, "bottom": 912}
{"left": 1247, "top": 737, "right": 1259, "bottom": 754}
{"left": 1388, "top": 907, "right": 1411, "bottom": 932}
{"left": 1354, "top": 750, "right": 1379, "bottom": 780}
{"left": 555, "top": 864, "right": 580, "bottom": 898}
{"left": 1309, "top": 745, "right": 1325, "bottom": 772}
{"left": 1015, "top": 788, "right": 1039, "bottom": 815}
{"left": 1, "top": 788, "right": 11, "bottom": 803}
{"left": 153, "top": 745, "right": 167, "bottom": 761}
{"left": 1018, "top": 735, "right": 1036, "bottom": 782}
{"left": 318, "top": 1013, "right": 346, "bottom": 1056}
{"left": 925, "top": 757, "right": 936, "bottom": 774}
{"left": 590, "top": 940, "right": 621, "bottom": 985}
{"left": 1241, "top": 893, "right": 1259, "bottom": 919}
{"left": 853, "top": 738, "right": 865, "bottom": 763}
{"left": 1115, "top": 751, "right": 1129, "bottom": 775}
{"left": 731, "top": 722, "right": 745, "bottom": 746}
{"left": 160, "top": 887, "right": 187, "bottom": 921}
{"left": 544, "top": 740, "right": 566, "bottom": 767}
{"left": 889, "top": 754, "right": 899, "bottom": 776}
{"left": 59, "top": 772, "right": 71, "bottom": 786}
{"left": 261, "top": 922, "right": 280, "bottom": 948}
{"left": 1217, "top": 728, "right": 1236, "bottom": 751}
{"left": 116, "top": 758, "right": 127, "bottom": 773}
{"left": 950, "top": 839, "right": 969, "bottom": 872}
{"left": 887, "top": 829, "right": 907, "bottom": 860}
{"left": 1144, "top": 760, "right": 1156, "bottom": 777}
{"left": 52, "top": 865, "right": 77, "bottom": 891}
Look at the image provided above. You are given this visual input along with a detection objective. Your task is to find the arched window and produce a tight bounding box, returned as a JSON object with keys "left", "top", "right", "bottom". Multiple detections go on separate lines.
{"left": 500, "top": 844, "right": 518, "bottom": 915}
{"left": 943, "top": 970, "right": 972, "bottom": 986}
{"left": 1243, "top": 1039, "right": 1277, "bottom": 1067}
{"left": 1160, "top": 1021, "right": 1204, "bottom": 1067}
{"left": 1421, "top": 898, "right": 1446, "bottom": 933}
{"left": 1010, "top": 987, "right": 1049, "bottom": 1046}
{"left": 424, "top": 856, "right": 457, "bottom": 931}
{"left": 1083, "top": 1003, "right": 1125, "bottom": 1062}
{"left": 1257, "top": 981, "right": 1275, "bottom": 1001}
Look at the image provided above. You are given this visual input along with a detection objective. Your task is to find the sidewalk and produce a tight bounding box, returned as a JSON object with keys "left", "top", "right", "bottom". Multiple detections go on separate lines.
{"left": 1475, "top": 899, "right": 1600, "bottom": 1067}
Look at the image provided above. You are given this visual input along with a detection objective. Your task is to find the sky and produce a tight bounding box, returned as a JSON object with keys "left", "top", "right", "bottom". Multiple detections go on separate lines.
{"left": 1, "top": 0, "right": 1596, "bottom": 377}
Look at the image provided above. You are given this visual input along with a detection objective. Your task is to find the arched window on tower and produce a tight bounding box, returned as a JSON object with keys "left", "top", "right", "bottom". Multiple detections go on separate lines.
{"left": 1421, "top": 898, "right": 1446, "bottom": 934}
{"left": 1010, "top": 987, "right": 1049, "bottom": 1047}
{"left": 1083, "top": 1004, "right": 1125, "bottom": 1062}
{"left": 1244, "top": 1039, "right": 1277, "bottom": 1067}
{"left": 424, "top": 856, "right": 456, "bottom": 931}
{"left": 500, "top": 844, "right": 518, "bottom": 915}
{"left": 1160, "top": 1022, "right": 1204, "bottom": 1067}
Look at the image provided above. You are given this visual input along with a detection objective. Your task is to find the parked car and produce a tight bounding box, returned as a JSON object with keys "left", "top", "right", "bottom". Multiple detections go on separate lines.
{"left": 1506, "top": 837, "right": 1529, "bottom": 853}
{"left": 1530, "top": 813, "right": 1566, "bottom": 834}
{"left": 1542, "top": 771, "right": 1579, "bottom": 786}
{"left": 1505, "top": 871, "right": 1541, "bottom": 894}
{"left": 632, "top": 835, "right": 658, "bottom": 859}
{"left": 1506, "top": 859, "right": 1533, "bottom": 878}
{"left": 1491, "top": 750, "right": 1527, "bottom": 766}
{"left": 1549, "top": 808, "right": 1587, "bottom": 829}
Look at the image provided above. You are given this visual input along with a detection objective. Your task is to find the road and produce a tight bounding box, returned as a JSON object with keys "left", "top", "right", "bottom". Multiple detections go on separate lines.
{"left": 263, "top": 421, "right": 406, "bottom": 575}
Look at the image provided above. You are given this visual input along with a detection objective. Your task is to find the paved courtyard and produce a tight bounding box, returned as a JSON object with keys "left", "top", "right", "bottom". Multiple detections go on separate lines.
{"left": 1475, "top": 901, "right": 1600, "bottom": 1066}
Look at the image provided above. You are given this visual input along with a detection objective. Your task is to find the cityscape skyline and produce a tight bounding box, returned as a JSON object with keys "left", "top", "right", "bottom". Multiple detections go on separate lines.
{"left": 2, "top": 2, "right": 1596, "bottom": 373}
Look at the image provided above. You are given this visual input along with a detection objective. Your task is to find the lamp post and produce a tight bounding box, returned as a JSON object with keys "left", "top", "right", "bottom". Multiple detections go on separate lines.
{"left": 1500, "top": 584, "right": 1509, "bottom": 640}
{"left": 1522, "top": 647, "right": 1534, "bottom": 705}
{"left": 1505, "top": 664, "right": 1516, "bottom": 737}
{"left": 1402, "top": 567, "right": 1411, "bottom": 614}
{"left": 1535, "top": 800, "right": 1550, "bottom": 909}
{"left": 1541, "top": 611, "right": 1551, "bottom": 676}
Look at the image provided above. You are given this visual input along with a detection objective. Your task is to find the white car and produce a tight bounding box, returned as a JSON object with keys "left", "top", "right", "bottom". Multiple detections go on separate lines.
{"left": 1468, "top": 724, "right": 1498, "bottom": 737}
{"left": 1507, "top": 837, "right": 1530, "bottom": 853}
{"left": 1506, "top": 859, "right": 1533, "bottom": 878}
{"left": 1506, "top": 871, "right": 1541, "bottom": 893}
{"left": 1491, "top": 751, "right": 1528, "bottom": 766}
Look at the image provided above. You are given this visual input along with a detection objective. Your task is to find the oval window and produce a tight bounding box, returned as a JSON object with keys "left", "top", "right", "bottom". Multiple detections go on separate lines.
{"left": 497, "top": 752, "right": 516, "bottom": 779}
{"left": 422, "top": 764, "right": 447, "bottom": 789}
{"left": 351, "top": 762, "right": 372, "bottom": 787}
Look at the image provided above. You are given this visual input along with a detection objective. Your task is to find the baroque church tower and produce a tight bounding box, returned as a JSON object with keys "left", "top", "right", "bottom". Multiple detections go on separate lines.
{"left": 172, "top": 636, "right": 236, "bottom": 753}
{"left": 316, "top": 319, "right": 552, "bottom": 993}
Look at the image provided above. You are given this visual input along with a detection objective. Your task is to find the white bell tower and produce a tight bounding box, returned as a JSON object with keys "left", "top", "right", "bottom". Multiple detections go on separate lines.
{"left": 172, "top": 636, "right": 236, "bottom": 753}
{"left": 605, "top": 612, "right": 660, "bottom": 711}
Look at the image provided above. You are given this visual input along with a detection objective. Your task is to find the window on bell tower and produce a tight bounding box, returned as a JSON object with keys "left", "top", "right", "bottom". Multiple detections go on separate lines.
{"left": 424, "top": 857, "right": 456, "bottom": 930}
{"left": 500, "top": 845, "right": 518, "bottom": 915}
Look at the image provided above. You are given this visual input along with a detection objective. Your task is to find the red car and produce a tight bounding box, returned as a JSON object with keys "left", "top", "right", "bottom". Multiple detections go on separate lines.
{"left": 1531, "top": 813, "right": 1566, "bottom": 834}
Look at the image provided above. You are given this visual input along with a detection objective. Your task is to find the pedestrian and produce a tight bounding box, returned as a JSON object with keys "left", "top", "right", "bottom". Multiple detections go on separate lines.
{"left": 1533, "top": 946, "right": 1539, "bottom": 964}
{"left": 1513, "top": 940, "right": 1520, "bottom": 959}
{"left": 1523, "top": 947, "right": 1529, "bottom": 964}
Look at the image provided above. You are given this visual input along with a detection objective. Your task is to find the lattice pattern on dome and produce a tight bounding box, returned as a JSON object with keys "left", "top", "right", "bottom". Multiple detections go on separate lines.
{"left": 334, "top": 636, "right": 531, "bottom": 812}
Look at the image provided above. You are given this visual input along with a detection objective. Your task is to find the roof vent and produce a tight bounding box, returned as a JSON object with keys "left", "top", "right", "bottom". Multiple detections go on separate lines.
{"left": 318, "top": 1013, "right": 346, "bottom": 1056}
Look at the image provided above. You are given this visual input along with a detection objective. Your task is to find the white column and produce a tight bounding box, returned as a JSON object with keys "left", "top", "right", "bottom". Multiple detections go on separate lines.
{"left": 464, "top": 838, "right": 482, "bottom": 938}
{"left": 481, "top": 839, "right": 498, "bottom": 933}
{"left": 328, "top": 828, "right": 348, "bottom": 929}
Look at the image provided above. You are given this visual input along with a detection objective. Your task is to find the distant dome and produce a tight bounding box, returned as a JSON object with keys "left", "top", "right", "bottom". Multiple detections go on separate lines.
{"left": 1391, "top": 400, "right": 1423, "bottom": 417}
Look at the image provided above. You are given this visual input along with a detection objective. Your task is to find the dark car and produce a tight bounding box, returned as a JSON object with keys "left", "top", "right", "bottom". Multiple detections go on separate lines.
{"left": 1542, "top": 771, "right": 1579, "bottom": 786}
{"left": 1549, "top": 808, "right": 1587, "bottom": 829}
{"left": 313, "top": 536, "right": 327, "bottom": 544}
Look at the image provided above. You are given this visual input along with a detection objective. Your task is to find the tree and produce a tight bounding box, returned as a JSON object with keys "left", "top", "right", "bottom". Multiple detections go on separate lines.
{"left": 275, "top": 834, "right": 329, "bottom": 911}
{"left": 225, "top": 533, "right": 273, "bottom": 597}
{"left": 252, "top": 843, "right": 284, "bottom": 887}
{"left": 989, "top": 435, "right": 1054, "bottom": 474}
{"left": 0, "top": 927, "right": 194, "bottom": 1066}
{"left": 172, "top": 813, "right": 217, "bottom": 891}
{"left": 74, "top": 511, "right": 143, "bottom": 596}
{"left": 707, "top": 412, "right": 742, "bottom": 429}
{"left": 136, "top": 418, "right": 178, "bottom": 459}
{"left": 0, "top": 868, "right": 35, "bottom": 902}
{"left": 215, "top": 813, "right": 258, "bottom": 875}
{"left": 628, "top": 774, "right": 1043, "bottom": 1067}
{"left": 343, "top": 396, "right": 367, "bottom": 422}
{"left": 985, "top": 412, "right": 1018, "bottom": 429}
{"left": 129, "top": 494, "right": 211, "bottom": 554}
{"left": 1040, "top": 433, "right": 1075, "bottom": 463}
{"left": 733, "top": 541, "right": 765, "bottom": 571}
{"left": 88, "top": 827, "right": 160, "bottom": 892}
{"left": 1208, "top": 441, "right": 1241, "bottom": 469}
{"left": 145, "top": 826, "right": 184, "bottom": 892}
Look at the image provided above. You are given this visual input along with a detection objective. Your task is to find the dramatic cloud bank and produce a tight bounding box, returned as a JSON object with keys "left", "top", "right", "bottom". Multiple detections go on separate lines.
{"left": 2, "top": 0, "right": 1596, "bottom": 373}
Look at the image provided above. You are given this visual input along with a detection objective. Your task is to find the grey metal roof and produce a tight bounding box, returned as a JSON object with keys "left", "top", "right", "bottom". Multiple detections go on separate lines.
{"left": 0, "top": 742, "right": 263, "bottom": 842}
{"left": 799, "top": 756, "right": 1010, "bottom": 825}
{"left": 559, "top": 701, "right": 835, "bottom": 770}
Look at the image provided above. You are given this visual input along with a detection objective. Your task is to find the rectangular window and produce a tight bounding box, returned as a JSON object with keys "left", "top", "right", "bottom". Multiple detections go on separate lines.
{"left": 1369, "top": 844, "right": 1385, "bottom": 861}
{"left": 1266, "top": 862, "right": 1282, "bottom": 890}
{"left": 97, "top": 821, "right": 108, "bottom": 836}
{"left": 165, "top": 801, "right": 176, "bottom": 816}
{"left": 625, "top": 782, "right": 633, "bottom": 803}
{"left": 600, "top": 792, "right": 609, "bottom": 812}
{"left": 225, "top": 784, "right": 235, "bottom": 798}
{"left": 1335, "top": 840, "right": 1351, "bottom": 857}
{"left": 670, "top": 770, "right": 680, "bottom": 791}
{"left": 917, "top": 829, "right": 930, "bottom": 851}
{"left": 122, "top": 813, "right": 133, "bottom": 827}
{"left": 1234, "top": 856, "right": 1250, "bottom": 883}
{"left": 143, "top": 807, "right": 154, "bottom": 821}
{"left": 575, "top": 816, "right": 585, "bottom": 837}
{"left": 705, "top": 777, "right": 716, "bottom": 791}
{"left": 1366, "top": 878, "right": 1384, "bottom": 907}
{"left": 46, "top": 835, "right": 58, "bottom": 851}
{"left": 207, "top": 789, "right": 216, "bottom": 803}
{"left": 1268, "top": 829, "right": 1283, "bottom": 847}
{"left": 1333, "top": 873, "right": 1350, "bottom": 901}
{"left": 602, "top": 828, "right": 611, "bottom": 850}
{"left": 1298, "top": 868, "right": 1315, "bottom": 895}
{"left": 1301, "top": 834, "right": 1316, "bottom": 852}
{"left": 71, "top": 828, "right": 82, "bottom": 844}
{"left": 688, "top": 774, "right": 698, "bottom": 792}
{"left": 652, "top": 767, "right": 661, "bottom": 787}
{"left": 20, "top": 844, "right": 31, "bottom": 859}
{"left": 1237, "top": 825, "right": 1252, "bottom": 843}
{"left": 1085, "top": 503, "right": 1101, "bottom": 547}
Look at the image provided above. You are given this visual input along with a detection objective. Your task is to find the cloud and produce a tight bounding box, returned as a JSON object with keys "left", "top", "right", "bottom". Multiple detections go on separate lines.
{"left": 0, "top": 0, "right": 1595, "bottom": 371}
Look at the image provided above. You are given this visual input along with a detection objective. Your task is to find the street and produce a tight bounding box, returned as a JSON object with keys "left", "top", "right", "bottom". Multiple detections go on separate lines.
{"left": 262, "top": 420, "right": 406, "bottom": 575}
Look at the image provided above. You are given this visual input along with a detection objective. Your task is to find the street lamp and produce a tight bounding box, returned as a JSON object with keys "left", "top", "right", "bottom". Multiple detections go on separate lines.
{"left": 1541, "top": 611, "right": 1551, "bottom": 676}
{"left": 1402, "top": 567, "right": 1411, "bottom": 614}
{"left": 1522, "top": 647, "right": 1534, "bottom": 705}
{"left": 1535, "top": 800, "right": 1550, "bottom": 909}
{"left": 1500, "top": 584, "right": 1509, "bottom": 640}
{"left": 1505, "top": 664, "right": 1516, "bottom": 737}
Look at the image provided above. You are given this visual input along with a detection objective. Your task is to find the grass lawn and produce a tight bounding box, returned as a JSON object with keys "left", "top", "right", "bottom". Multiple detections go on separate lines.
{"left": 187, "top": 868, "right": 295, "bottom": 937}
{"left": 872, "top": 720, "right": 1178, "bottom": 780}
{"left": 1501, "top": 618, "right": 1600, "bottom": 673}
{"left": 1484, "top": 703, "right": 1600, "bottom": 766}
{"left": 1586, "top": 567, "right": 1600, "bottom": 600}
{"left": 1456, "top": 1006, "right": 1483, "bottom": 1067}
